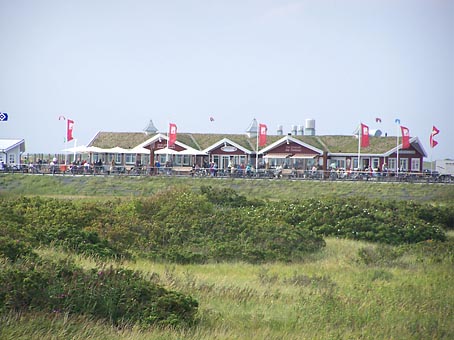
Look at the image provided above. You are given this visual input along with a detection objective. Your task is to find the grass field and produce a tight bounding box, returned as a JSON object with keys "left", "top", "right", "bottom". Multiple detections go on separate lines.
{"left": 1, "top": 174, "right": 453, "bottom": 339}
{"left": 1, "top": 174, "right": 454, "bottom": 203}
{"left": 2, "top": 237, "right": 453, "bottom": 340}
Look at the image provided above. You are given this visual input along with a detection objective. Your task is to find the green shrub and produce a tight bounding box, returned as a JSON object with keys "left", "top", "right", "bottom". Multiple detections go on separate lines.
{"left": 0, "top": 258, "right": 198, "bottom": 327}
{"left": 356, "top": 244, "right": 405, "bottom": 266}
{"left": 264, "top": 198, "right": 448, "bottom": 245}
{"left": 0, "top": 237, "right": 37, "bottom": 262}
{"left": 404, "top": 239, "right": 454, "bottom": 264}
{"left": 0, "top": 192, "right": 448, "bottom": 264}
{"left": 200, "top": 185, "right": 251, "bottom": 207}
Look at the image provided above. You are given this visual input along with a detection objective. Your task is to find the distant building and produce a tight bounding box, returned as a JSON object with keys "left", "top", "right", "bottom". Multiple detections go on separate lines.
{"left": 86, "top": 129, "right": 427, "bottom": 173}
{"left": 0, "top": 139, "right": 25, "bottom": 166}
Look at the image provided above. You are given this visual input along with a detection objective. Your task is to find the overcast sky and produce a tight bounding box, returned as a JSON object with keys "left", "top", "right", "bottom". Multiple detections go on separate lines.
{"left": 1, "top": 0, "right": 452, "bottom": 159}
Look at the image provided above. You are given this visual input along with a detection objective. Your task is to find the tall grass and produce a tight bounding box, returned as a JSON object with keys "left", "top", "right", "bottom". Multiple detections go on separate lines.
{"left": 1, "top": 174, "right": 454, "bottom": 203}
{"left": 3, "top": 238, "right": 450, "bottom": 339}
{"left": 2, "top": 175, "right": 453, "bottom": 339}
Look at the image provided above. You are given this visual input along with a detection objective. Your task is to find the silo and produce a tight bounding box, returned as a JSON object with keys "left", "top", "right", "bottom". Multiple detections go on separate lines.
{"left": 291, "top": 125, "right": 297, "bottom": 135}
{"left": 297, "top": 125, "right": 304, "bottom": 135}
{"left": 277, "top": 125, "right": 283, "bottom": 135}
{"left": 304, "top": 119, "right": 316, "bottom": 136}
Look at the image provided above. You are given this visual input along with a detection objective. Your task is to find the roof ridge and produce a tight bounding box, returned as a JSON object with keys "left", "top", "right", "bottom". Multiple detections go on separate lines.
{"left": 315, "top": 136, "right": 329, "bottom": 153}
{"left": 188, "top": 134, "right": 202, "bottom": 150}
{"left": 245, "top": 138, "right": 256, "bottom": 151}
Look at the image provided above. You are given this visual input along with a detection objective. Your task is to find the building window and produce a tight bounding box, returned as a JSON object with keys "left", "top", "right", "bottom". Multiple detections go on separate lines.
{"left": 115, "top": 154, "right": 122, "bottom": 164}
{"left": 331, "top": 158, "right": 346, "bottom": 169}
{"left": 371, "top": 158, "right": 380, "bottom": 170}
{"left": 143, "top": 155, "right": 150, "bottom": 165}
{"left": 400, "top": 158, "right": 408, "bottom": 171}
{"left": 388, "top": 158, "right": 397, "bottom": 171}
{"left": 125, "top": 154, "right": 136, "bottom": 165}
{"left": 158, "top": 155, "right": 167, "bottom": 165}
{"left": 173, "top": 155, "right": 192, "bottom": 166}
{"left": 174, "top": 155, "right": 183, "bottom": 166}
{"left": 9, "top": 154, "right": 16, "bottom": 164}
{"left": 212, "top": 155, "right": 220, "bottom": 167}
{"left": 411, "top": 158, "right": 420, "bottom": 172}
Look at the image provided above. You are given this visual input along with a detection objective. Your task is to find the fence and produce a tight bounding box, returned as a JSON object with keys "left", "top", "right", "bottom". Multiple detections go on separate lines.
{"left": 1, "top": 163, "right": 453, "bottom": 183}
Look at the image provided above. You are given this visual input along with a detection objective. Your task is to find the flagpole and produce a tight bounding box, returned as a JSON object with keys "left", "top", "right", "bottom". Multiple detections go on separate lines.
{"left": 73, "top": 139, "right": 77, "bottom": 163}
{"left": 256, "top": 127, "right": 259, "bottom": 171}
{"left": 61, "top": 116, "right": 68, "bottom": 166}
{"left": 357, "top": 123, "right": 361, "bottom": 172}
{"left": 430, "top": 126, "right": 434, "bottom": 174}
{"left": 166, "top": 123, "right": 169, "bottom": 164}
{"left": 429, "top": 124, "right": 436, "bottom": 174}
{"left": 396, "top": 123, "right": 399, "bottom": 176}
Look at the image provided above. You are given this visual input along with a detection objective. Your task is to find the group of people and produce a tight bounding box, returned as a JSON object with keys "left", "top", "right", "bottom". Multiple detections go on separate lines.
{"left": 227, "top": 160, "right": 254, "bottom": 177}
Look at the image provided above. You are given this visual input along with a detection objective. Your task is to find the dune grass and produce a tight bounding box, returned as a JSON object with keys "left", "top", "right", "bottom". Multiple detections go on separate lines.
{"left": 3, "top": 237, "right": 449, "bottom": 340}
{"left": 1, "top": 173, "right": 454, "bottom": 203}
{"left": 1, "top": 175, "right": 453, "bottom": 339}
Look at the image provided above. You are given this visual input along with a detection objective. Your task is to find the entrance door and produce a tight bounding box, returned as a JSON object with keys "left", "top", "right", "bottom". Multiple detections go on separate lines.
{"left": 221, "top": 156, "right": 231, "bottom": 171}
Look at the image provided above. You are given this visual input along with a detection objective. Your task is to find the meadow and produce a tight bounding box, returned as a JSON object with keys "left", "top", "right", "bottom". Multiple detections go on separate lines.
{"left": 1, "top": 174, "right": 453, "bottom": 339}
{"left": 1, "top": 173, "right": 454, "bottom": 203}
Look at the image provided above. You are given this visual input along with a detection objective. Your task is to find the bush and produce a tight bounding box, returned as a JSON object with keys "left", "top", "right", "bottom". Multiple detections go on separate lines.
{"left": 356, "top": 245, "right": 405, "bottom": 266}
{"left": 0, "top": 258, "right": 198, "bottom": 327}
{"left": 0, "top": 237, "right": 37, "bottom": 262}
{"left": 403, "top": 239, "right": 454, "bottom": 264}
{"left": 264, "top": 198, "right": 448, "bottom": 245}
{"left": 200, "top": 185, "right": 251, "bottom": 207}
{"left": 0, "top": 192, "right": 448, "bottom": 264}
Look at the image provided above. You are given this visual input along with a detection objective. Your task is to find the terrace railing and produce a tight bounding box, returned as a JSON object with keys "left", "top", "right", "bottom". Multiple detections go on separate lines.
{"left": 1, "top": 163, "right": 453, "bottom": 183}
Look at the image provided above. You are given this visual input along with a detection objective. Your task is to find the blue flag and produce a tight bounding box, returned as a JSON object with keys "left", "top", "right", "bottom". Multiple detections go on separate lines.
{"left": 0, "top": 112, "right": 8, "bottom": 121}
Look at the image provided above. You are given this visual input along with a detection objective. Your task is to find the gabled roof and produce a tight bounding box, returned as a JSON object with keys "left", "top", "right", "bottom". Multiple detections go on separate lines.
{"left": 258, "top": 135, "right": 324, "bottom": 155}
{"left": 202, "top": 137, "right": 253, "bottom": 154}
{"left": 319, "top": 135, "right": 397, "bottom": 154}
{"left": 179, "top": 133, "right": 256, "bottom": 151}
{"left": 0, "top": 139, "right": 25, "bottom": 153}
{"left": 383, "top": 137, "right": 427, "bottom": 157}
{"left": 321, "top": 135, "right": 427, "bottom": 157}
{"left": 136, "top": 133, "right": 168, "bottom": 149}
{"left": 87, "top": 131, "right": 427, "bottom": 157}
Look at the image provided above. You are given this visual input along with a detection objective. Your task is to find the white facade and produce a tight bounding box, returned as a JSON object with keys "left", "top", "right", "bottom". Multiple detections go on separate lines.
{"left": 0, "top": 139, "right": 26, "bottom": 166}
{"left": 436, "top": 160, "right": 454, "bottom": 175}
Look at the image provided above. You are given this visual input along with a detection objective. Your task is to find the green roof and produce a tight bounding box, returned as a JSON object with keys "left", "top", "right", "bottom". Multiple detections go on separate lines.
{"left": 318, "top": 135, "right": 398, "bottom": 154}
{"left": 88, "top": 132, "right": 405, "bottom": 155}
{"left": 187, "top": 133, "right": 256, "bottom": 150}
{"left": 89, "top": 132, "right": 152, "bottom": 149}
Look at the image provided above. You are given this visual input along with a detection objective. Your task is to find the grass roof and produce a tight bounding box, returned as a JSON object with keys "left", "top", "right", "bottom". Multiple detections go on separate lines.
{"left": 89, "top": 132, "right": 152, "bottom": 149}
{"left": 89, "top": 132, "right": 403, "bottom": 155}
{"left": 319, "top": 135, "right": 398, "bottom": 154}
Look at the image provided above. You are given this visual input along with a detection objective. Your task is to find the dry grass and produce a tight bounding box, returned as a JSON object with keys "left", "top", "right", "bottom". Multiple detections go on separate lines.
{"left": 21, "top": 237, "right": 454, "bottom": 340}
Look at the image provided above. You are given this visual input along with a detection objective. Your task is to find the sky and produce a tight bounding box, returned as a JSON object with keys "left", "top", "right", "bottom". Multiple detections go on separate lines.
{"left": 0, "top": 0, "right": 453, "bottom": 159}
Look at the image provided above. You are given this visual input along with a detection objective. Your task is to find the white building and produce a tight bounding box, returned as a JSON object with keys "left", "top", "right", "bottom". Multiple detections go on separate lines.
{"left": 0, "top": 139, "right": 26, "bottom": 166}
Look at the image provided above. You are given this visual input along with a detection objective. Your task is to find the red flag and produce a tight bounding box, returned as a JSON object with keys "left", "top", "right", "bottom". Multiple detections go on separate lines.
{"left": 360, "top": 123, "right": 369, "bottom": 148}
{"left": 67, "top": 119, "right": 74, "bottom": 142}
{"left": 168, "top": 123, "right": 177, "bottom": 147}
{"left": 401, "top": 126, "right": 410, "bottom": 149}
{"left": 258, "top": 123, "right": 267, "bottom": 147}
{"left": 430, "top": 125, "right": 439, "bottom": 148}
